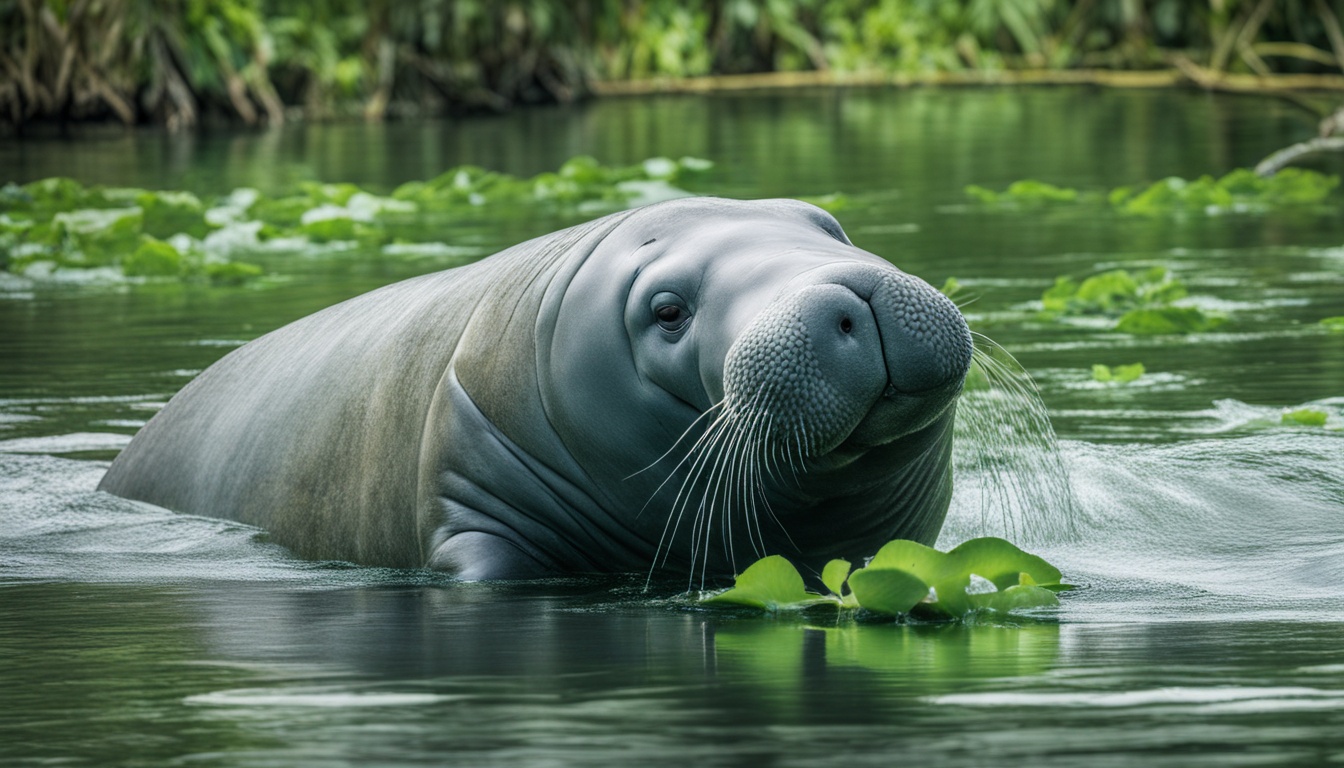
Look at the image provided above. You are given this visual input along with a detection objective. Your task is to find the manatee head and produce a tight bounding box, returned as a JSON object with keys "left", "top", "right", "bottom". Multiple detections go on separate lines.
{"left": 542, "top": 197, "right": 972, "bottom": 579}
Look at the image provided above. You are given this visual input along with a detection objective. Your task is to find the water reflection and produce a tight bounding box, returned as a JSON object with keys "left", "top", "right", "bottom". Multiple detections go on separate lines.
{"left": 6, "top": 579, "right": 1344, "bottom": 767}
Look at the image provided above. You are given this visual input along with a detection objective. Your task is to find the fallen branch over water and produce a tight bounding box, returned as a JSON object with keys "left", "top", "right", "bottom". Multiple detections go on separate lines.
{"left": 1255, "top": 137, "right": 1344, "bottom": 177}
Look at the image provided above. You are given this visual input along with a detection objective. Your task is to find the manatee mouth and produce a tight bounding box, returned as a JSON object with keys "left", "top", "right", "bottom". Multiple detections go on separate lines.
{"left": 841, "top": 379, "right": 965, "bottom": 450}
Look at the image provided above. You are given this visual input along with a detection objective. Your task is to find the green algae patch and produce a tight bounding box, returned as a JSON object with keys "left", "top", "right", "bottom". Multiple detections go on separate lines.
{"left": 1092, "top": 363, "right": 1145, "bottom": 383}
{"left": 701, "top": 537, "right": 1069, "bottom": 620}
{"left": 1282, "top": 408, "right": 1329, "bottom": 427}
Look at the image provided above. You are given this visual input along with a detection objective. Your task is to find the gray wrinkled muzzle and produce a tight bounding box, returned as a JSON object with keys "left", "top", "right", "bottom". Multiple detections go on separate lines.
{"left": 722, "top": 268, "right": 972, "bottom": 457}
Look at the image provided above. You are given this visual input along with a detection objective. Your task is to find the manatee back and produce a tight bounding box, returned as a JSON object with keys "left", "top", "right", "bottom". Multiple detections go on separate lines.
{"left": 98, "top": 266, "right": 482, "bottom": 566}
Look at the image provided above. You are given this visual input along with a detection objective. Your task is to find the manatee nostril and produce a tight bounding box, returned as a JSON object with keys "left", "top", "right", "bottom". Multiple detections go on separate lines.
{"left": 839, "top": 316, "right": 853, "bottom": 334}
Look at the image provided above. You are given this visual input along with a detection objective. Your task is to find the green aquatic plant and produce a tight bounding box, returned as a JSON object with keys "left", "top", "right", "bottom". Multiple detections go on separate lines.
{"left": 1042, "top": 267, "right": 1187, "bottom": 315}
{"left": 1111, "top": 169, "right": 1340, "bottom": 214}
{"left": 1282, "top": 408, "right": 1329, "bottom": 427}
{"left": 1115, "top": 307, "right": 1225, "bottom": 335}
{"left": 1092, "top": 363, "right": 1145, "bottom": 383}
{"left": 1, "top": 156, "right": 713, "bottom": 285}
{"left": 1041, "top": 267, "right": 1223, "bottom": 335}
{"left": 964, "top": 180, "right": 1079, "bottom": 206}
{"left": 122, "top": 238, "right": 185, "bottom": 278}
{"left": 968, "top": 169, "right": 1339, "bottom": 216}
{"left": 703, "top": 537, "right": 1070, "bottom": 619}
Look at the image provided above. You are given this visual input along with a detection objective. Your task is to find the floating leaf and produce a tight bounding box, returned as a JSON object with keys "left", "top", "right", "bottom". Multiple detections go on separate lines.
{"left": 138, "top": 191, "right": 209, "bottom": 239}
{"left": 1115, "top": 307, "right": 1223, "bottom": 335}
{"left": 821, "top": 559, "right": 852, "bottom": 597}
{"left": 846, "top": 568, "right": 929, "bottom": 616}
{"left": 944, "top": 537, "right": 1062, "bottom": 591}
{"left": 1282, "top": 408, "right": 1328, "bottom": 427}
{"left": 703, "top": 555, "right": 822, "bottom": 611}
{"left": 1092, "top": 363, "right": 1145, "bottom": 383}
{"left": 206, "top": 261, "right": 264, "bottom": 286}
{"left": 122, "top": 237, "right": 183, "bottom": 277}
{"left": 964, "top": 180, "right": 1077, "bottom": 205}
{"left": 702, "top": 538, "right": 1069, "bottom": 619}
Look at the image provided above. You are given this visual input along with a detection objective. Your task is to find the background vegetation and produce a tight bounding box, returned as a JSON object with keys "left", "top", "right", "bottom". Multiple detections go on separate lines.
{"left": 3, "top": 0, "right": 1344, "bottom": 128}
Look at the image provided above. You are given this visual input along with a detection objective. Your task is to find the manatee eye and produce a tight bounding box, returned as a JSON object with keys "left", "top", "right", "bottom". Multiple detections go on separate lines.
{"left": 840, "top": 316, "right": 853, "bottom": 334}
{"left": 656, "top": 305, "right": 684, "bottom": 325}
{"left": 651, "top": 292, "right": 691, "bottom": 334}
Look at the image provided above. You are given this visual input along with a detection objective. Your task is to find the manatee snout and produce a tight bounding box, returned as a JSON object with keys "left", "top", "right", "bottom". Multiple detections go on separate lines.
{"left": 723, "top": 267, "right": 972, "bottom": 456}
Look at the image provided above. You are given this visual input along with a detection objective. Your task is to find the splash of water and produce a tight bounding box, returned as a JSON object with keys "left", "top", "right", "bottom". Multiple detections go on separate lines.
{"left": 943, "top": 333, "right": 1083, "bottom": 547}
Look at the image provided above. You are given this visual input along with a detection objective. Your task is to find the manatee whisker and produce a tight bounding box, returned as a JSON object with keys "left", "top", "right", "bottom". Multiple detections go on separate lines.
{"left": 649, "top": 404, "right": 744, "bottom": 585}
{"left": 634, "top": 403, "right": 732, "bottom": 520}
{"left": 624, "top": 401, "right": 726, "bottom": 481}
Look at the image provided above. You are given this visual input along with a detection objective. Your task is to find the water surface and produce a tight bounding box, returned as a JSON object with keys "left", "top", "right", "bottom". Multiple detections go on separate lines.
{"left": 3, "top": 88, "right": 1343, "bottom": 766}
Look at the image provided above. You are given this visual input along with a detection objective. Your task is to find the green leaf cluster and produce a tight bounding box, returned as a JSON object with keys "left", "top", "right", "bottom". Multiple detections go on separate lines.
{"left": 1, "top": 155, "right": 713, "bottom": 285}
{"left": 1041, "top": 267, "right": 1223, "bottom": 335}
{"left": 0, "top": 180, "right": 261, "bottom": 284}
{"left": 1042, "top": 267, "right": 1186, "bottom": 315}
{"left": 967, "top": 168, "right": 1339, "bottom": 216}
{"left": 703, "top": 537, "right": 1070, "bottom": 619}
{"left": 1092, "top": 362, "right": 1145, "bottom": 383}
{"left": 1111, "top": 169, "right": 1340, "bottom": 214}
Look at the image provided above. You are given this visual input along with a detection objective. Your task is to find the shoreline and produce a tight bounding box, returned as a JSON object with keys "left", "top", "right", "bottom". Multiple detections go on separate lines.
{"left": 5, "top": 68, "right": 1342, "bottom": 139}
{"left": 592, "top": 66, "right": 1344, "bottom": 97}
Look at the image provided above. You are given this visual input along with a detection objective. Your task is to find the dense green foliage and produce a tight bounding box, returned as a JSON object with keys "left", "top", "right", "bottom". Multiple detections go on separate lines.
{"left": 0, "top": 156, "right": 711, "bottom": 281}
{"left": 703, "top": 537, "right": 1071, "bottom": 618}
{"left": 4, "top": 0, "right": 1344, "bottom": 127}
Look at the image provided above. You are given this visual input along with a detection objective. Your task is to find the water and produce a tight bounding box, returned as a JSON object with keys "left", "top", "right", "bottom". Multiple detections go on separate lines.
{"left": 3, "top": 88, "right": 1344, "bottom": 765}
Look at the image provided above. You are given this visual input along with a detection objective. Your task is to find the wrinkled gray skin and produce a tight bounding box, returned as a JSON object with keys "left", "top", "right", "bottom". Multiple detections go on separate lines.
{"left": 100, "top": 198, "right": 972, "bottom": 581}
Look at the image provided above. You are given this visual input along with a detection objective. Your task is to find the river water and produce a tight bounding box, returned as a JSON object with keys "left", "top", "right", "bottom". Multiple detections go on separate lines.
{"left": 2, "top": 88, "right": 1343, "bottom": 766}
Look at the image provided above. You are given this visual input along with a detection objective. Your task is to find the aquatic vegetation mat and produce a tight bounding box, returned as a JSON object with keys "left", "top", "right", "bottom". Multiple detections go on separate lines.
{"left": 701, "top": 537, "right": 1071, "bottom": 619}
{"left": 1040, "top": 267, "right": 1224, "bottom": 335}
{"left": 966, "top": 168, "right": 1340, "bottom": 215}
{"left": 0, "top": 156, "right": 713, "bottom": 284}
